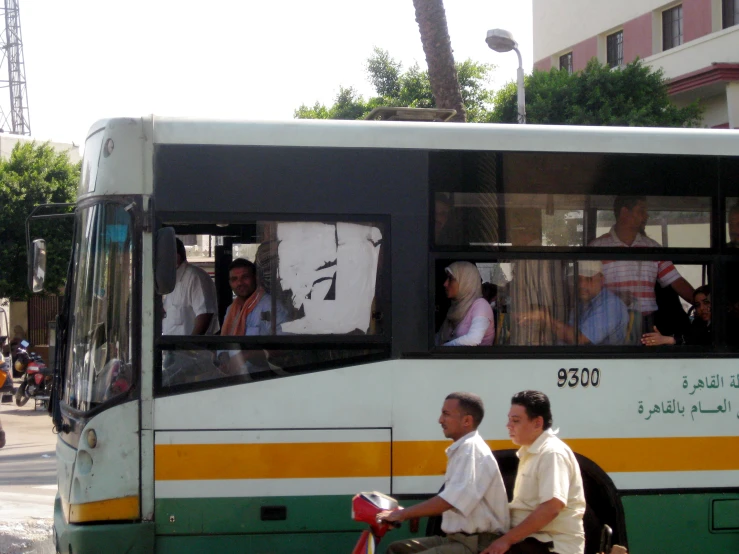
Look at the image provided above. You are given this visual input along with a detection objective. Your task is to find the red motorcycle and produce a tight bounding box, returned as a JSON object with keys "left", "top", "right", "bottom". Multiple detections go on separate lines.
{"left": 351, "top": 491, "right": 400, "bottom": 554}
{"left": 14, "top": 341, "right": 51, "bottom": 408}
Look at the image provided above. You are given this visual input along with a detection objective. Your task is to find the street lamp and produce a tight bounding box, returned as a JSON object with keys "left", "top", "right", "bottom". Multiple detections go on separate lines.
{"left": 486, "top": 28, "right": 526, "bottom": 124}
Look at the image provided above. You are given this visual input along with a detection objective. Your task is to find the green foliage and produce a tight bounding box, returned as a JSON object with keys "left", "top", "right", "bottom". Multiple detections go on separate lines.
{"left": 294, "top": 48, "right": 495, "bottom": 122}
{"left": 0, "top": 142, "right": 79, "bottom": 300}
{"left": 489, "top": 59, "right": 703, "bottom": 127}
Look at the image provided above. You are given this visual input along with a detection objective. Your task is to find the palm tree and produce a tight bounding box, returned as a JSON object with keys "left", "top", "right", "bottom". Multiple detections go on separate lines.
{"left": 412, "top": 0, "right": 467, "bottom": 122}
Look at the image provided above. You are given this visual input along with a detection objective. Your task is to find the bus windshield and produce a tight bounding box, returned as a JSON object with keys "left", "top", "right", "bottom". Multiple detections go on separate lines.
{"left": 64, "top": 203, "right": 134, "bottom": 412}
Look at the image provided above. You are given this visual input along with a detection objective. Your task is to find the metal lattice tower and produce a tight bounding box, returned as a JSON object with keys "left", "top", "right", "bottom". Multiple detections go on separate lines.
{"left": 0, "top": 0, "right": 30, "bottom": 135}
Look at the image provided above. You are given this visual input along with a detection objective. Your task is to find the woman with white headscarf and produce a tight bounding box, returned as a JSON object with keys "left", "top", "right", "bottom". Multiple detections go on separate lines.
{"left": 437, "top": 261, "right": 495, "bottom": 346}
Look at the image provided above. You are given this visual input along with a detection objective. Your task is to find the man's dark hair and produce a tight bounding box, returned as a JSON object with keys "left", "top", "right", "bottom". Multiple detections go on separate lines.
{"left": 511, "top": 390, "right": 552, "bottom": 430}
{"left": 613, "top": 196, "right": 646, "bottom": 220}
{"left": 229, "top": 258, "right": 256, "bottom": 276}
{"left": 446, "top": 392, "right": 484, "bottom": 428}
{"left": 175, "top": 238, "right": 187, "bottom": 262}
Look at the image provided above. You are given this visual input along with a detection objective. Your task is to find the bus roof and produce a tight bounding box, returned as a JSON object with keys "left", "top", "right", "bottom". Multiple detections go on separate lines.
{"left": 87, "top": 116, "right": 739, "bottom": 157}
{"left": 152, "top": 116, "right": 738, "bottom": 157}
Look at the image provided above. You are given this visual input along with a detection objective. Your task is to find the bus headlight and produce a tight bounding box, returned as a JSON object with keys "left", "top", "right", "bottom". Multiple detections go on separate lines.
{"left": 86, "top": 429, "right": 98, "bottom": 449}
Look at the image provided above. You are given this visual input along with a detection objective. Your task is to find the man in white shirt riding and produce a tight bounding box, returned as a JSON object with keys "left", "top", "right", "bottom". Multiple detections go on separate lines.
{"left": 379, "top": 392, "right": 510, "bottom": 553}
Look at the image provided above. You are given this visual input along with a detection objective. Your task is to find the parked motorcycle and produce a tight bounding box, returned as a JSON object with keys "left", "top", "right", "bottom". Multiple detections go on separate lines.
{"left": 351, "top": 491, "right": 400, "bottom": 554}
{"left": 14, "top": 342, "right": 51, "bottom": 407}
{"left": 13, "top": 339, "right": 32, "bottom": 376}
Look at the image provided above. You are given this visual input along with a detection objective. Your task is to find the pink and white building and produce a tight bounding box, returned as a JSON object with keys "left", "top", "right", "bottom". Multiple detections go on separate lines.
{"left": 532, "top": 0, "right": 739, "bottom": 128}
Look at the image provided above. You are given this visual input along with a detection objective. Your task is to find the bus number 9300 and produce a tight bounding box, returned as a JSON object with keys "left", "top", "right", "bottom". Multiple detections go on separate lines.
{"left": 557, "top": 368, "right": 600, "bottom": 388}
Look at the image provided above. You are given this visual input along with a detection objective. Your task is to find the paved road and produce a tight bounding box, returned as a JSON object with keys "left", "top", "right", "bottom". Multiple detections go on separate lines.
{"left": 0, "top": 395, "right": 57, "bottom": 553}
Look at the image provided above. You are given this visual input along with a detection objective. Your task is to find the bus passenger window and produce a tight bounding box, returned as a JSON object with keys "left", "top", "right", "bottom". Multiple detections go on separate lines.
{"left": 436, "top": 260, "right": 710, "bottom": 348}
{"left": 158, "top": 219, "right": 389, "bottom": 390}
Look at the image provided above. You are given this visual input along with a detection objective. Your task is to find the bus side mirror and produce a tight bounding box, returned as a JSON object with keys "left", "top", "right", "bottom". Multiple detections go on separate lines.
{"left": 155, "top": 227, "right": 177, "bottom": 295}
{"left": 28, "top": 239, "right": 47, "bottom": 293}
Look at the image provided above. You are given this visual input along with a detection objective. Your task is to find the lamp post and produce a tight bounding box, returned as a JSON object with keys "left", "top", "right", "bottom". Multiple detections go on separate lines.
{"left": 486, "top": 28, "right": 526, "bottom": 124}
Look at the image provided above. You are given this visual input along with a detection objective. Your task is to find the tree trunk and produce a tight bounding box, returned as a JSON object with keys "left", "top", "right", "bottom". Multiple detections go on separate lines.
{"left": 412, "top": 0, "right": 467, "bottom": 122}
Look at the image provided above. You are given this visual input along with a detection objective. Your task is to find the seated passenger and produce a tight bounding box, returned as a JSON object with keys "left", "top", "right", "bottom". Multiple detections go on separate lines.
{"left": 219, "top": 258, "right": 289, "bottom": 375}
{"left": 518, "top": 261, "right": 628, "bottom": 345}
{"left": 642, "top": 285, "right": 711, "bottom": 346}
{"left": 221, "top": 258, "right": 288, "bottom": 336}
{"left": 437, "top": 261, "right": 495, "bottom": 346}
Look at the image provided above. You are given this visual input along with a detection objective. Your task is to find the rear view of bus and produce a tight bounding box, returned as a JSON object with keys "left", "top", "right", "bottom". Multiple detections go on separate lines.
{"left": 48, "top": 116, "right": 739, "bottom": 554}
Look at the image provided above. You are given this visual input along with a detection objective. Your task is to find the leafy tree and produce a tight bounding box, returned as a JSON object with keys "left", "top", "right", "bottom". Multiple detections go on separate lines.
{"left": 0, "top": 142, "right": 79, "bottom": 300}
{"left": 411, "top": 0, "right": 466, "bottom": 122}
{"left": 490, "top": 59, "right": 703, "bottom": 127}
{"left": 295, "top": 48, "right": 495, "bottom": 122}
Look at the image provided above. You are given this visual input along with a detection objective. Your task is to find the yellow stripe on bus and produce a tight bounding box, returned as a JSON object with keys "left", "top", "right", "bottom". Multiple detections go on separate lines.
{"left": 68, "top": 496, "right": 140, "bottom": 523}
{"left": 155, "top": 442, "right": 392, "bottom": 480}
{"left": 155, "top": 436, "right": 739, "bottom": 481}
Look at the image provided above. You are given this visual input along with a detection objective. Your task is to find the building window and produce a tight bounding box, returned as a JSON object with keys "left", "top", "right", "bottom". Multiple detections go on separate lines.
{"left": 559, "top": 52, "right": 573, "bottom": 74}
{"left": 724, "top": 0, "right": 739, "bottom": 28}
{"left": 606, "top": 31, "right": 624, "bottom": 68}
{"left": 662, "top": 5, "right": 683, "bottom": 50}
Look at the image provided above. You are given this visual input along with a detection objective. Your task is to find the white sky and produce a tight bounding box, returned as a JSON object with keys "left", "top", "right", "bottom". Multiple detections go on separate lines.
{"left": 17, "top": 0, "right": 532, "bottom": 146}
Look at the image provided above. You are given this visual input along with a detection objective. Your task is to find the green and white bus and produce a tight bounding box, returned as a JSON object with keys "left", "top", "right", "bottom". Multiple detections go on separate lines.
{"left": 44, "top": 116, "right": 739, "bottom": 553}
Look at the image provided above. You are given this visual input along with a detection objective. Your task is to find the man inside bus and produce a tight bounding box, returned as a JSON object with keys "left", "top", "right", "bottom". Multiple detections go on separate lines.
{"left": 588, "top": 196, "right": 694, "bottom": 340}
{"left": 218, "top": 258, "right": 288, "bottom": 374}
{"left": 518, "top": 261, "right": 628, "bottom": 345}
{"left": 162, "top": 238, "right": 220, "bottom": 336}
{"left": 378, "top": 392, "right": 510, "bottom": 554}
{"left": 483, "top": 390, "right": 585, "bottom": 554}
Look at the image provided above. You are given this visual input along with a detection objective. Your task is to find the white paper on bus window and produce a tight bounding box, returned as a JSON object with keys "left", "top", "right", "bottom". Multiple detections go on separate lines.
{"left": 277, "top": 222, "right": 382, "bottom": 334}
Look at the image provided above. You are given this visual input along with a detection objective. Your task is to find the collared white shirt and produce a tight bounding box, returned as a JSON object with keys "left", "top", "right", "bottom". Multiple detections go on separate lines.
{"left": 589, "top": 226, "right": 680, "bottom": 314}
{"left": 438, "top": 430, "right": 510, "bottom": 535}
{"left": 163, "top": 262, "right": 220, "bottom": 335}
{"left": 510, "top": 429, "right": 586, "bottom": 554}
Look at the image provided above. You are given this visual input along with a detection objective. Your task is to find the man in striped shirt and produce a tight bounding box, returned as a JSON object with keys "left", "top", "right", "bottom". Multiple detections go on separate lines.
{"left": 589, "top": 197, "right": 694, "bottom": 339}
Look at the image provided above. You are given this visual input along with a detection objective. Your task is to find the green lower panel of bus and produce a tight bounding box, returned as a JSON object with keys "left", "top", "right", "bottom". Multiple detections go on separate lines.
{"left": 622, "top": 492, "right": 739, "bottom": 552}
{"left": 156, "top": 495, "right": 373, "bottom": 534}
{"left": 155, "top": 495, "right": 425, "bottom": 548}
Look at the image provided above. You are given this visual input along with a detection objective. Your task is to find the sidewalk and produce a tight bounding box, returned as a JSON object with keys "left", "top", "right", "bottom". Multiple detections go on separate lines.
{"left": 0, "top": 395, "right": 56, "bottom": 554}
